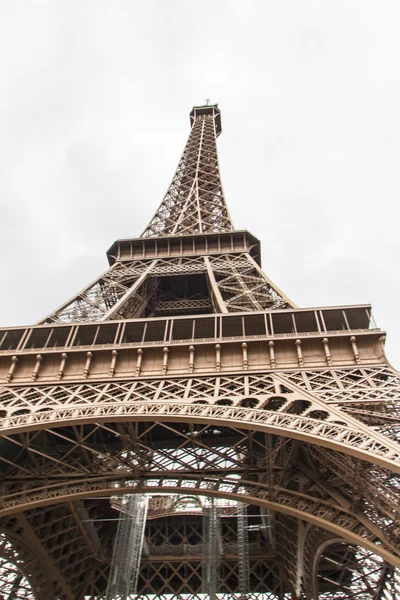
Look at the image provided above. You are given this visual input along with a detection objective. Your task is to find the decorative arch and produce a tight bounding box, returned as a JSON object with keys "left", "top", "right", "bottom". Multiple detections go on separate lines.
{"left": 0, "top": 475, "right": 399, "bottom": 569}
{"left": 0, "top": 401, "right": 399, "bottom": 473}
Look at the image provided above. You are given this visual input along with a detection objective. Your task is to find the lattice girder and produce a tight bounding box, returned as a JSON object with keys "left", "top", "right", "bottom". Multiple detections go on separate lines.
{"left": 142, "top": 106, "right": 232, "bottom": 238}
{"left": 0, "top": 417, "right": 399, "bottom": 567}
{"left": 2, "top": 103, "right": 400, "bottom": 598}
{"left": 39, "top": 259, "right": 155, "bottom": 324}
{"left": 0, "top": 513, "right": 72, "bottom": 599}
{"left": 38, "top": 250, "right": 294, "bottom": 324}
{"left": 1, "top": 370, "right": 399, "bottom": 470}
{"left": 1, "top": 479, "right": 399, "bottom": 560}
{"left": 1, "top": 366, "right": 399, "bottom": 596}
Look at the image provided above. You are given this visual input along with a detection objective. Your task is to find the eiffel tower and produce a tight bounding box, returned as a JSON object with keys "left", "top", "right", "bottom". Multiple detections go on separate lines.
{"left": 0, "top": 104, "right": 399, "bottom": 599}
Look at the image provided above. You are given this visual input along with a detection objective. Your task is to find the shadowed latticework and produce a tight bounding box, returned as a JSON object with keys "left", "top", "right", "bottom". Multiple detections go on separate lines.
{"left": 0, "top": 104, "right": 399, "bottom": 599}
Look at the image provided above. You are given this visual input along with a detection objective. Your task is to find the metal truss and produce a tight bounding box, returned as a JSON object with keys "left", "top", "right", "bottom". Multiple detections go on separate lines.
{"left": 1, "top": 104, "right": 400, "bottom": 599}
{"left": 17, "top": 499, "right": 109, "bottom": 599}
{"left": 142, "top": 105, "right": 232, "bottom": 238}
{"left": 302, "top": 526, "right": 400, "bottom": 599}
{"left": 0, "top": 413, "right": 398, "bottom": 558}
{"left": 40, "top": 251, "right": 293, "bottom": 323}
{"left": 40, "top": 259, "right": 154, "bottom": 324}
{"left": 317, "top": 542, "right": 398, "bottom": 598}
{"left": 0, "top": 513, "right": 70, "bottom": 599}
{"left": 281, "top": 366, "right": 400, "bottom": 441}
{"left": 0, "top": 371, "right": 398, "bottom": 598}
{"left": 0, "top": 532, "right": 43, "bottom": 599}
{"left": 1, "top": 369, "right": 399, "bottom": 467}
{"left": 85, "top": 511, "right": 284, "bottom": 597}
{"left": 0, "top": 410, "right": 398, "bottom": 598}
{"left": 208, "top": 254, "right": 292, "bottom": 311}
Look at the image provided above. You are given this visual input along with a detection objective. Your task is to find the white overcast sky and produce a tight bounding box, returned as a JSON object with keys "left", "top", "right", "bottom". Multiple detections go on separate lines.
{"left": 0, "top": 1, "right": 399, "bottom": 366}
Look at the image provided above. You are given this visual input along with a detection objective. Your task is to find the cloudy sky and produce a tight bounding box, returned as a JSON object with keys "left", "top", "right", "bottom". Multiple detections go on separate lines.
{"left": 0, "top": 1, "right": 399, "bottom": 366}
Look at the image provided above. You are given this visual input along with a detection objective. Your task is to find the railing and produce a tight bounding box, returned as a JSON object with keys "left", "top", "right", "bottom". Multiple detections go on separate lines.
{"left": 0, "top": 305, "right": 377, "bottom": 355}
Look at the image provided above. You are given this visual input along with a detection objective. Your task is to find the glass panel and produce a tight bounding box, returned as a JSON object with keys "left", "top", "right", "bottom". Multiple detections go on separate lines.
{"left": 345, "top": 308, "right": 371, "bottom": 330}
{"left": 322, "top": 310, "right": 348, "bottom": 331}
{"left": 243, "top": 314, "right": 266, "bottom": 336}
{"left": 222, "top": 316, "right": 243, "bottom": 337}
{"left": 294, "top": 311, "right": 318, "bottom": 333}
{"left": 123, "top": 322, "right": 145, "bottom": 343}
{"left": 0, "top": 329, "right": 25, "bottom": 350}
{"left": 26, "top": 327, "right": 52, "bottom": 349}
{"left": 47, "top": 327, "right": 71, "bottom": 348}
{"left": 95, "top": 323, "right": 118, "bottom": 345}
{"left": 194, "top": 318, "right": 214, "bottom": 339}
{"left": 271, "top": 313, "right": 294, "bottom": 334}
{"left": 172, "top": 319, "right": 193, "bottom": 340}
{"left": 74, "top": 325, "right": 98, "bottom": 346}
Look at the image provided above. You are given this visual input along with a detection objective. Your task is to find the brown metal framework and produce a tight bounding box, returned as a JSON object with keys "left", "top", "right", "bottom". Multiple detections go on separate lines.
{"left": 0, "top": 104, "right": 399, "bottom": 599}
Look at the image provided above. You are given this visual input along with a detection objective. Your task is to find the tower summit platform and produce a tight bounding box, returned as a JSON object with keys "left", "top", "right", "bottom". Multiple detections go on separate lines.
{"left": 190, "top": 103, "right": 222, "bottom": 136}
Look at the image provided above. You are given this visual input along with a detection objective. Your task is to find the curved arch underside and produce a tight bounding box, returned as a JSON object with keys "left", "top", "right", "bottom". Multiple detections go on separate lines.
{"left": 1, "top": 101, "right": 400, "bottom": 598}
{"left": 0, "top": 370, "right": 399, "bottom": 598}
{"left": 0, "top": 401, "right": 399, "bottom": 473}
{"left": 0, "top": 413, "right": 399, "bottom": 568}
{"left": 3, "top": 476, "right": 399, "bottom": 567}
{"left": 0, "top": 526, "right": 55, "bottom": 599}
{"left": 301, "top": 529, "right": 400, "bottom": 599}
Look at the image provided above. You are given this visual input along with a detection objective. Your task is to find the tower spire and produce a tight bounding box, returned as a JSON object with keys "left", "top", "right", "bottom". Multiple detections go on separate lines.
{"left": 142, "top": 104, "right": 233, "bottom": 238}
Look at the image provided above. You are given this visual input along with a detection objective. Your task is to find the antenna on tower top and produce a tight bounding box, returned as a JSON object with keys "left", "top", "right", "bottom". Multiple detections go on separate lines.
{"left": 205, "top": 98, "right": 210, "bottom": 106}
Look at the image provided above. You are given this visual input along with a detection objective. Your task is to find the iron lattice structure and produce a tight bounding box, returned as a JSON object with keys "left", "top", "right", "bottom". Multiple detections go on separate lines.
{"left": 0, "top": 104, "right": 399, "bottom": 599}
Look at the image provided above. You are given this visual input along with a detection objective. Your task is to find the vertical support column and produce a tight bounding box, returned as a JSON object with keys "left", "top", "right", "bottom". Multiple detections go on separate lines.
{"left": 275, "top": 514, "right": 304, "bottom": 600}
{"left": 7, "top": 356, "right": 18, "bottom": 382}
{"left": 109, "top": 350, "right": 118, "bottom": 377}
{"left": 189, "top": 345, "right": 195, "bottom": 373}
{"left": 215, "top": 344, "right": 222, "bottom": 372}
{"left": 106, "top": 494, "right": 148, "bottom": 600}
{"left": 203, "top": 498, "right": 222, "bottom": 600}
{"left": 268, "top": 341, "right": 276, "bottom": 369}
{"left": 295, "top": 340, "right": 303, "bottom": 367}
{"left": 162, "top": 347, "right": 169, "bottom": 374}
{"left": 379, "top": 335, "right": 386, "bottom": 357}
{"left": 32, "top": 354, "right": 43, "bottom": 381}
{"left": 322, "top": 338, "right": 332, "bottom": 365}
{"left": 350, "top": 336, "right": 360, "bottom": 363}
{"left": 237, "top": 502, "right": 250, "bottom": 598}
{"left": 83, "top": 351, "right": 93, "bottom": 378}
{"left": 58, "top": 353, "right": 68, "bottom": 379}
{"left": 242, "top": 342, "right": 249, "bottom": 370}
{"left": 136, "top": 348, "right": 143, "bottom": 375}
